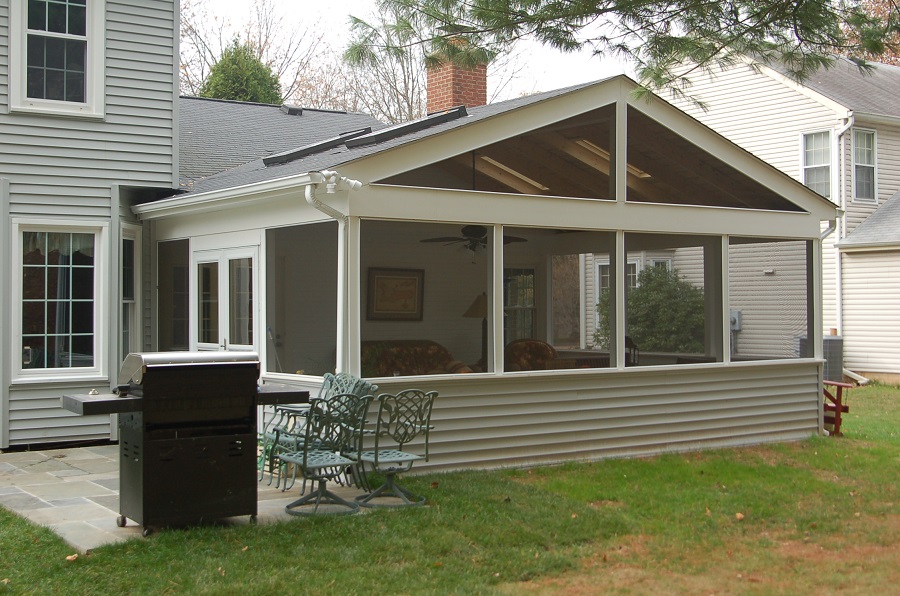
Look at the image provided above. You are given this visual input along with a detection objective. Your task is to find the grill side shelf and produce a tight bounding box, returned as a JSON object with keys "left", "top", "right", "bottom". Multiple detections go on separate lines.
{"left": 62, "top": 394, "right": 143, "bottom": 416}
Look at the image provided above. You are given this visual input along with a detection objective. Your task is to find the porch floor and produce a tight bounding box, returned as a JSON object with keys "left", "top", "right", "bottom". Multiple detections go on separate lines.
{"left": 0, "top": 444, "right": 363, "bottom": 553}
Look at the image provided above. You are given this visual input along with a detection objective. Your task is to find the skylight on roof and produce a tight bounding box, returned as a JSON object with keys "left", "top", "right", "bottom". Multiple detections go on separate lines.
{"left": 344, "top": 105, "right": 468, "bottom": 149}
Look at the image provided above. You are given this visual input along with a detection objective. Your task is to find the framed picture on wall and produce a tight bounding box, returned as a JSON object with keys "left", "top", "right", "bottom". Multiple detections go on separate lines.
{"left": 366, "top": 268, "right": 424, "bottom": 321}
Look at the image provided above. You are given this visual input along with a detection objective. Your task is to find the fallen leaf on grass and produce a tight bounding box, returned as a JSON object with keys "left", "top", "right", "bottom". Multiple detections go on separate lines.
{"left": 571, "top": 513, "right": 578, "bottom": 519}
{"left": 217, "top": 567, "right": 225, "bottom": 576}
{"left": 431, "top": 482, "right": 439, "bottom": 489}
{"left": 2, "top": 578, "right": 10, "bottom": 585}
{"left": 735, "top": 512, "right": 745, "bottom": 521}
{"left": 242, "top": 546, "right": 249, "bottom": 552}
{"left": 66, "top": 554, "right": 78, "bottom": 562}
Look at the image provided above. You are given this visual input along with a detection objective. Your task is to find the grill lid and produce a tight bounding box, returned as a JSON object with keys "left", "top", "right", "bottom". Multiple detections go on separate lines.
{"left": 117, "top": 351, "right": 259, "bottom": 386}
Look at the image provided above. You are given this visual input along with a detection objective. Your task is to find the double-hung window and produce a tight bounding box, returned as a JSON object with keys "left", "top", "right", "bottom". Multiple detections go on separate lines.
{"left": 802, "top": 131, "right": 831, "bottom": 199}
{"left": 14, "top": 221, "right": 106, "bottom": 380}
{"left": 10, "top": 0, "right": 105, "bottom": 117}
{"left": 853, "top": 129, "right": 876, "bottom": 202}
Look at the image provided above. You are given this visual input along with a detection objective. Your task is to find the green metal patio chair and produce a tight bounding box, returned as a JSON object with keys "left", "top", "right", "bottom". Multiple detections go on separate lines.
{"left": 353, "top": 389, "right": 437, "bottom": 508}
{"left": 278, "top": 392, "right": 372, "bottom": 516}
{"left": 258, "top": 372, "right": 378, "bottom": 488}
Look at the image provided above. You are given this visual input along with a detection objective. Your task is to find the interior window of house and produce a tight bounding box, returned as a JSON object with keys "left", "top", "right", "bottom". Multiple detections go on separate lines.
{"left": 157, "top": 239, "right": 189, "bottom": 352}
{"left": 12, "top": 0, "right": 104, "bottom": 116}
{"left": 20, "top": 229, "right": 97, "bottom": 371}
{"left": 853, "top": 129, "right": 876, "bottom": 202}
{"left": 802, "top": 131, "right": 830, "bottom": 198}
{"left": 504, "top": 269, "right": 535, "bottom": 342}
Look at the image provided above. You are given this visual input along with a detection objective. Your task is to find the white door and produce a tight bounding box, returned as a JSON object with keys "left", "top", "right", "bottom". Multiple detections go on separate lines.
{"left": 192, "top": 247, "right": 258, "bottom": 352}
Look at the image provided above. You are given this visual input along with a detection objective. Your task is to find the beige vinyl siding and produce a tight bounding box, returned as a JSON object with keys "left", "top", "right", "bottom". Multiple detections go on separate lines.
{"left": 841, "top": 250, "right": 900, "bottom": 375}
{"left": 669, "top": 64, "right": 839, "bottom": 178}
{"left": 352, "top": 361, "right": 821, "bottom": 472}
{"left": 2, "top": 0, "right": 176, "bottom": 447}
{"left": 728, "top": 241, "right": 808, "bottom": 358}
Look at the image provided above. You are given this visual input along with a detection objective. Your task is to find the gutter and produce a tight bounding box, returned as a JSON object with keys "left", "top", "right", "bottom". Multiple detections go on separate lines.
{"left": 303, "top": 170, "right": 362, "bottom": 223}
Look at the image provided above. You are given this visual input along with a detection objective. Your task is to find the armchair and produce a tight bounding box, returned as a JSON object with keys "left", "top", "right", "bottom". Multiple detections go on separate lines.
{"left": 353, "top": 389, "right": 437, "bottom": 508}
{"left": 277, "top": 392, "right": 372, "bottom": 516}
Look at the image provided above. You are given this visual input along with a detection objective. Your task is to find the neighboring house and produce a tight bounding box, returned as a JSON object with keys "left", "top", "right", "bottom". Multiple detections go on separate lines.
{"left": 1, "top": 2, "right": 839, "bottom": 464}
{"left": 133, "top": 66, "right": 837, "bottom": 472}
{"left": 667, "top": 56, "right": 900, "bottom": 382}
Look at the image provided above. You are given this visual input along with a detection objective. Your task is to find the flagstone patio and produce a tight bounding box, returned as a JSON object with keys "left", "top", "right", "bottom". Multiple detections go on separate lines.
{"left": 0, "top": 444, "right": 360, "bottom": 553}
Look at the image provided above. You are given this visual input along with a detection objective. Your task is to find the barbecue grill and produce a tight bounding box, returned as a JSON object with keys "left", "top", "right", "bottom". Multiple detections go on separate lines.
{"left": 62, "top": 351, "right": 307, "bottom": 536}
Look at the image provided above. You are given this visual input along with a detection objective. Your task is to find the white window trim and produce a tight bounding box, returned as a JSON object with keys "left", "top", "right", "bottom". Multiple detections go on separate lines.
{"left": 593, "top": 256, "right": 641, "bottom": 325}
{"left": 9, "top": 0, "right": 106, "bottom": 118}
{"left": 851, "top": 128, "right": 877, "bottom": 204}
{"left": 11, "top": 218, "right": 109, "bottom": 384}
{"left": 648, "top": 257, "right": 673, "bottom": 271}
{"left": 800, "top": 129, "right": 833, "bottom": 199}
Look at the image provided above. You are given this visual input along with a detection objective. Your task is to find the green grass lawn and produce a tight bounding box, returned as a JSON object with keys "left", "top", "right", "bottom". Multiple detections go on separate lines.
{"left": 1, "top": 384, "right": 898, "bottom": 594}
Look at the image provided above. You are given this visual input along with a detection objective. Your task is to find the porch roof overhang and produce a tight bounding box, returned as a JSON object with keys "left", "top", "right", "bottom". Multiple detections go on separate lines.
{"left": 132, "top": 172, "right": 318, "bottom": 220}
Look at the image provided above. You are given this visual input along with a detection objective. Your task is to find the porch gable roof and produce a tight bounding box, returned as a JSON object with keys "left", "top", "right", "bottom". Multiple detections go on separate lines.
{"left": 149, "top": 76, "right": 835, "bottom": 222}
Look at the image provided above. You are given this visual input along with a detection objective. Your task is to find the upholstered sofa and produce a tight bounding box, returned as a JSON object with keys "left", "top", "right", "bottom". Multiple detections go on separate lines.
{"left": 504, "top": 339, "right": 577, "bottom": 371}
{"left": 360, "top": 340, "right": 474, "bottom": 377}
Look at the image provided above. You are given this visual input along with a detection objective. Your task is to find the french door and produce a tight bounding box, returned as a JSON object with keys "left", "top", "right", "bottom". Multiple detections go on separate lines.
{"left": 192, "top": 246, "right": 258, "bottom": 352}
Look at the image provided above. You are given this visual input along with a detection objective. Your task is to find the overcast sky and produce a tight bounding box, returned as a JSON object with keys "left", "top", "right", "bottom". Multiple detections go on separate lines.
{"left": 216, "top": 0, "right": 631, "bottom": 101}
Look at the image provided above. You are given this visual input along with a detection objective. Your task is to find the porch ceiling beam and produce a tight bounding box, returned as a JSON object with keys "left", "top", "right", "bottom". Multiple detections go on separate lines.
{"left": 451, "top": 154, "right": 547, "bottom": 195}
{"left": 477, "top": 143, "right": 603, "bottom": 199}
{"left": 535, "top": 132, "right": 675, "bottom": 202}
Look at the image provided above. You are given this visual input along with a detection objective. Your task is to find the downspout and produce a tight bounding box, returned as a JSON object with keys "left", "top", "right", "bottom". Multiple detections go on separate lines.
{"left": 834, "top": 114, "right": 853, "bottom": 337}
{"left": 304, "top": 170, "right": 363, "bottom": 373}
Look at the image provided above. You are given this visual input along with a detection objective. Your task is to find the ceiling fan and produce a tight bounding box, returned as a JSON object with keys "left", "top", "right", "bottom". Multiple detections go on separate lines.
{"left": 420, "top": 225, "right": 527, "bottom": 253}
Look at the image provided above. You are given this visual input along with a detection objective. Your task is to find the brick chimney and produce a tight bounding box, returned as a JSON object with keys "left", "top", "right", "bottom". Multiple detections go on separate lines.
{"left": 426, "top": 61, "right": 487, "bottom": 113}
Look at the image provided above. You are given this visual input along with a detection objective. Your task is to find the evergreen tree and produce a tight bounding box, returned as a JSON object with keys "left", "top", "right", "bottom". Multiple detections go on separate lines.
{"left": 199, "top": 40, "right": 282, "bottom": 104}
{"left": 354, "top": 0, "right": 900, "bottom": 98}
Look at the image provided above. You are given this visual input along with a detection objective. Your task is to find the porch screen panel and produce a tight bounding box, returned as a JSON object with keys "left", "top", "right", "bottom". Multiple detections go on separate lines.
{"left": 729, "top": 237, "right": 809, "bottom": 361}
{"left": 504, "top": 227, "right": 615, "bottom": 372}
{"left": 265, "top": 222, "right": 338, "bottom": 376}
{"left": 158, "top": 239, "right": 189, "bottom": 351}
{"left": 359, "top": 220, "right": 492, "bottom": 376}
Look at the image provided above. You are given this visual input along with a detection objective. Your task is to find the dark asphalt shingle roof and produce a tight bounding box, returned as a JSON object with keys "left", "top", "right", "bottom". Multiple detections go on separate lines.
{"left": 841, "top": 190, "right": 900, "bottom": 248}
{"left": 767, "top": 56, "right": 900, "bottom": 120}
{"left": 178, "top": 96, "right": 384, "bottom": 188}
{"left": 174, "top": 79, "right": 601, "bottom": 197}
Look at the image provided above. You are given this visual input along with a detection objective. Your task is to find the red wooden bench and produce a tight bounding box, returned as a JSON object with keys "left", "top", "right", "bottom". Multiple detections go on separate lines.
{"left": 823, "top": 380, "right": 853, "bottom": 436}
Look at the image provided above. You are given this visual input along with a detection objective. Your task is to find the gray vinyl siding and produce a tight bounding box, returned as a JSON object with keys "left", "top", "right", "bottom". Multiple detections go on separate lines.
{"left": 841, "top": 250, "right": 900, "bottom": 375}
{"left": 354, "top": 361, "right": 821, "bottom": 472}
{"left": 0, "top": 3, "right": 7, "bottom": 107}
{"left": 2, "top": 0, "right": 176, "bottom": 447}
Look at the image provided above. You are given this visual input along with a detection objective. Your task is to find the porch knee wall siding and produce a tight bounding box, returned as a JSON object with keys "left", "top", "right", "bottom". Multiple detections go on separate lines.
{"left": 1, "top": 0, "right": 177, "bottom": 447}
{"left": 366, "top": 360, "right": 821, "bottom": 472}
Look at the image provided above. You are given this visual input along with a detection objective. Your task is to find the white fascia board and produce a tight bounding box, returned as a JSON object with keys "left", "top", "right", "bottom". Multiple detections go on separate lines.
{"left": 852, "top": 111, "right": 900, "bottom": 127}
{"left": 628, "top": 93, "right": 838, "bottom": 221}
{"left": 353, "top": 184, "right": 826, "bottom": 239}
{"left": 838, "top": 240, "right": 900, "bottom": 252}
{"left": 133, "top": 173, "right": 317, "bottom": 220}
{"left": 745, "top": 57, "right": 852, "bottom": 118}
